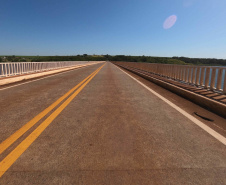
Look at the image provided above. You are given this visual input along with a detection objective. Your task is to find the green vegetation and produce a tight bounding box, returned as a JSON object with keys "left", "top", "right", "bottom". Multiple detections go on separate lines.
{"left": 30, "top": 55, "right": 105, "bottom": 62}
{"left": 0, "top": 55, "right": 106, "bottom": 63}
{"left": 1, "top": 55, "right": 226, "bottom": 66}
{"left": 0, "top": 55, "right": 27, "bottom": 62}
{"left": 172, "top": 57, "right": 226, "bottom": 66}
{"left": 107, "top": 55, "right": 187, "bottom": 65}
{"left": 107, "top": 55, "right": 226, "bottom": 66}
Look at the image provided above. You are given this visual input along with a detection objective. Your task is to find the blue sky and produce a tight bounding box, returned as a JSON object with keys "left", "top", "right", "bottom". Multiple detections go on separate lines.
{"left": 1, "top": 0, "right": 226, "bottom": 58}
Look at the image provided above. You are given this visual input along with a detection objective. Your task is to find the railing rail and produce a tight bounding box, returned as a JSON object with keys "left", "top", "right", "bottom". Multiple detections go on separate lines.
{"left": 114, "top": 62, "right": 226, "bottom": 94}
{"left": 0, "top": 61, "right": 99, "bottom": 78}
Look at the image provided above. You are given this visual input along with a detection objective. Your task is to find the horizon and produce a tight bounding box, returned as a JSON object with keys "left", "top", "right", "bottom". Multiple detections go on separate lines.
{"left": 1, "top": 0, "right": 226, "bottom": 59}
{"left": 2, "top": 54, "right": 226, "bottom": 61}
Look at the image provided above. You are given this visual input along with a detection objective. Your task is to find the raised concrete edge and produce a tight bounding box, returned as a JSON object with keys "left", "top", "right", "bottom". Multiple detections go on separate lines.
{"left": 115, "top": 63, "right": 226, "bottom": 118}
{"left": 0, "top": 62, "right": 103, "bottom": 86}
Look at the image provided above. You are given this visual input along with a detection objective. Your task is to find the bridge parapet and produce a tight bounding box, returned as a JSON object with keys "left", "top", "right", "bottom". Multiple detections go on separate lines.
{"left": 113, "top": 62, "right": 226, "bottom": 94}
{"left": 0, "top": 61, "right": 99, "bottom": 78}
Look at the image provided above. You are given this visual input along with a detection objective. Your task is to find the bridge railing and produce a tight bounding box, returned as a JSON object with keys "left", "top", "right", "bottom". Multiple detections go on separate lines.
{"left": 0, "top": 61, "right": 99, "bottom": 78}
{"left": 114, "top": 62, "right": 226, "bottom": 94}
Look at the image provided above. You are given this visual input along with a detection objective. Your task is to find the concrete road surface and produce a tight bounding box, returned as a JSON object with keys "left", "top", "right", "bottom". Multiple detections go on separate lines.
{"left": 0, "top": 62, "right": 225, "bottom": 184}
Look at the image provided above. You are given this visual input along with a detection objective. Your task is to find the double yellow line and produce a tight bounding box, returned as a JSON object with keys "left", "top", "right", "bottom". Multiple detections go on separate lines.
{"left": 0, "top": 63, "right": 105, "bottom": 178}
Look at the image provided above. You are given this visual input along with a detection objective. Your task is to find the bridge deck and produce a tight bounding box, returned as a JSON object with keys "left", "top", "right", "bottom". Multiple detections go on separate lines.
{"left": 0, "top": 62, "right": 225, "bottom": 184}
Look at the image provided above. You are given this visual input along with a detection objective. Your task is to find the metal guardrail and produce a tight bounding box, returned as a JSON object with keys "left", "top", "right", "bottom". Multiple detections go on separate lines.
{"left": 0, "top": 61, "right": 99, "bottom": 78}
{"left": 114, "top": 62, "right": 226, "bottom": 94}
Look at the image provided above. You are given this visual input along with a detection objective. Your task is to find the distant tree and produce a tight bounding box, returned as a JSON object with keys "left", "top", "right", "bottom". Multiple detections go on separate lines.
{"left": 19, "top": 58, "right": 26, "bottom": 62}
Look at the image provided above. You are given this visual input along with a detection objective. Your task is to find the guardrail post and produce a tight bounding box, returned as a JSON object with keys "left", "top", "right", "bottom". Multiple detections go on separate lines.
{"left": 210, "top": 68, "right": 217, "bottom": 90}
{"left": 175, "top": 66, "right": 178, "bottom": 80}
{"left": 216, "top": 69, "right": 223, "bottom": 91}
{"left": 188, "top": 67, "right": 192, "bottom": 83}
{"left": 195, "top": 67, "right": 200, "bottom": 86}
{"left": 205, "top": 68, "right": 210, "bottom": 89}
{"left": 178, "top": 66, "right": 182, "bottom": 80}
{"left": 192, "top": 67, "right": 196, "bottom": 84}
{"left": 184, "top": 67, "right": 188, "bottom": 82}
{"left": 199, "top": 67, "right": 204, "bottom": 86}
{"left": 1, "top": 64, "right": 3, "bottom": 77}
{"left": 8, "top": 64, "right": 11, "bottom": 76}
{"left": 223, "top": 70, "right": 226, "bottom": 94}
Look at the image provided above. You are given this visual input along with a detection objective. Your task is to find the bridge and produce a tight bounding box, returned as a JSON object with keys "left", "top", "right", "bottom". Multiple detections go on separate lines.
{"left": 0, "top": 62, "right": 225, "bottom": 184}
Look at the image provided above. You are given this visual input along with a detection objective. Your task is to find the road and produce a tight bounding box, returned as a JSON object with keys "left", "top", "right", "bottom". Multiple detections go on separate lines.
{"left": 0, "top": 62, "right": 225, "bottom": 184}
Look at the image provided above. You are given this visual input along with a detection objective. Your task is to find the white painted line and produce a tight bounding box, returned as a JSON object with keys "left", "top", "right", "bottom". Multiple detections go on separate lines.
{"left": 0, "top": 64, "right": 95, "bottom": 91}
{"left": 115, "top": 65, "right": 226, "bottom": 146}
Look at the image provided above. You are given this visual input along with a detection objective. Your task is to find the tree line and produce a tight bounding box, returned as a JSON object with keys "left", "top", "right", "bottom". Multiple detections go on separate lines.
{"left": 107, "top": 55, "right": 226, "bottom": 66}
{"left": 1, "top": 55, "right": 226, "bottom": 66}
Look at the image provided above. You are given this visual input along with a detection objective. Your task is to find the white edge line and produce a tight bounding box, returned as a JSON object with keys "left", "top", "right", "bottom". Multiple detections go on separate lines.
{"left": 115, "top": 65, "right": 226, "bottom": 146}
{"left": 0, "top": 63, "right": 98, "bottom": 91}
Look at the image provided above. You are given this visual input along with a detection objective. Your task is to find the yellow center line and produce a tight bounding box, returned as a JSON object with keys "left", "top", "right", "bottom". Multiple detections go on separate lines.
{"left": 0, "top": 63, "right": 105, "bottom": 178}
{"left": 0, "top": 63, "right": 104, "bottom": 155}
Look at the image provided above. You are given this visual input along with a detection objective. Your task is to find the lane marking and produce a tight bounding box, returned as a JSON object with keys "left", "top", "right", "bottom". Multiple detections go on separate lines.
{"left": 115, "top": 65, "right": 226, "bottom": 146}
{"left": 0, "top": 64, "right": 104, "bottom": 155}
{"left": 0, "top": 63, "right": 105, "bottom": 178}
{"left": 0, "top": 63, "right": 100, "bottom": 91}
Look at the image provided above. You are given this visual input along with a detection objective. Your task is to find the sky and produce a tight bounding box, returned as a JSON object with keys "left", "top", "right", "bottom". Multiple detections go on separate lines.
{"left": 1, "top": 0, "right": 226, "bottom": 58}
